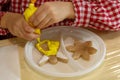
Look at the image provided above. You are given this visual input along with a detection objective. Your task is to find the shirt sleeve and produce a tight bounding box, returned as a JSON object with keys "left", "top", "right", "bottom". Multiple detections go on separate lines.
{"left": 71, "top": 0, "right": 120, "bottom": 31}
{"left": 0, "top": 0, "right": 10, "bottom": 35}
{"left": 0, "top": 0, "right": 7, "bottom": 21}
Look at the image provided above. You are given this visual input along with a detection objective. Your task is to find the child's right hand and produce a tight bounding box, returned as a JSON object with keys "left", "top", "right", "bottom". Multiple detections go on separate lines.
{"left": 1, "top": 12, "right": 39, "bottom": 40}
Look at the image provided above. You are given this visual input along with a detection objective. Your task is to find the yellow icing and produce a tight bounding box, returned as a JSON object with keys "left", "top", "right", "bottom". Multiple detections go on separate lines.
{"left": 23, "top": 1, "right": 40, "bottom": 34}
{"left": 36, "top": 40, "right": 59, "bottom": 56}
{"left": 24, "top": 0, "right": 59, "bottom": 56}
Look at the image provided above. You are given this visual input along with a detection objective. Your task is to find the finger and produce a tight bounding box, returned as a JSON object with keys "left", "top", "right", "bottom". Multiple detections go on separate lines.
{"left": 12, "top": 26, "right": 23, "bottom": 37}
{"left": 22, "top": 22, "right": 40, "bottom": 40}
{"left": 29, "top": 5, "right": 47, "bottom": 26}
{"left": 32, "top": 13, "right": 47, "bottom": 27}
{"left": 37, "top": 14, "right": 51, "bottom": 29}
{"left": 40, "top": 19, "right": 54, "bottom": 29}
{"left": 8, "top": 27, "right": 16, "bottom": 36}
{"left": 29, "top": 4, "right": 44, "bottom": 22}
{"left": 23, "top": 33, "right": 40, "bottom": 41}
{"left": 21, "top": 29, "right": 39, "bottom": 40}
{"left": 22, "top": 19, "right": 35, "bottom": 33}
{"left": 17, "top": 24, "right": 26, "bottom": 38}
{"left": 20, "top": 24, "right": 39, "bottom": 40}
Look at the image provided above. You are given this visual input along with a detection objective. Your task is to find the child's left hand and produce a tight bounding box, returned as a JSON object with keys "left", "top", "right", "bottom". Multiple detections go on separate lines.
{"left": 1, "top": 12, "right": 39, "bottom": 40}
{"left": 29, "top": 2, "right": 75, "bottom": 29}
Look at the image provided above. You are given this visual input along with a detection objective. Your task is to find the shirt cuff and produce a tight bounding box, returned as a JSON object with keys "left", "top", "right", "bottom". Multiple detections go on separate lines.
{"left": 71, "top": 0, "right": 91, "bottom": 27}
{"left": 0, "top": 12, "right": 10, "bottom": 35}
{"left": 0, "top": 28, "right": 9, "bottom": 35}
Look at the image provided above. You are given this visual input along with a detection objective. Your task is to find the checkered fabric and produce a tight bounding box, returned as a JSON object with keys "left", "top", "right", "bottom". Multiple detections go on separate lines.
{"left": 0, "top": 0, "right": 120, "bottom": 36}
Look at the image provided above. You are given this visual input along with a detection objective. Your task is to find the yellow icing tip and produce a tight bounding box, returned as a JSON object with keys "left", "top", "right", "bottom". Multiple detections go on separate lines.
{"left": 31, "top": 0, "right": 36, "bottom": 3}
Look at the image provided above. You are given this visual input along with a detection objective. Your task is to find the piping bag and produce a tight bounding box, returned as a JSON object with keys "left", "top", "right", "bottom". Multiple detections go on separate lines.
{"left": 24, "top": 0, "right": 60, "bottom": 63}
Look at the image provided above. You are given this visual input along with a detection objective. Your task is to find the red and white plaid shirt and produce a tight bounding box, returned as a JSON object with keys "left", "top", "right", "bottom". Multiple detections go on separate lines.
{"left": 0, "top": 0, "right": 120, "bottom": 36}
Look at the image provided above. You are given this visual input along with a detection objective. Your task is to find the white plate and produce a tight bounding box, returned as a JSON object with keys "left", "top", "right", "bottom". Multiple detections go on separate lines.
{"left": 24, "top": 26, "right": 106, "bottom": 77}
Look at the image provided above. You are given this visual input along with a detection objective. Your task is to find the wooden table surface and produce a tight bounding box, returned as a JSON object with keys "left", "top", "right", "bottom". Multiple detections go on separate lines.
{"left": 0, "top": 28, "right": 120, "bottom": 80}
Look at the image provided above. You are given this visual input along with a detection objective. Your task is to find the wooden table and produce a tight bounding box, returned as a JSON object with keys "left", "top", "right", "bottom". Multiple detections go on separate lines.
{"left": 0, "top": 29, "right": 120, "bottom": 80}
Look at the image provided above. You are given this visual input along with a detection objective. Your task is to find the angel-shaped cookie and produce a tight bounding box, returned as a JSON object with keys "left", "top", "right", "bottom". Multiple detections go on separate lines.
{"left": 36, "top": 41, "right": 68, "bottom": 66}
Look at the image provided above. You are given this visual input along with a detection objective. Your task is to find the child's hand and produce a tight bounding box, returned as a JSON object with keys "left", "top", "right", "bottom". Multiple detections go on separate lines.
{"left": 29, "top": 2, "right": 75, "bottom": 29}
{"left": 1, "top": 12, "right": 39, "bottom": 40}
